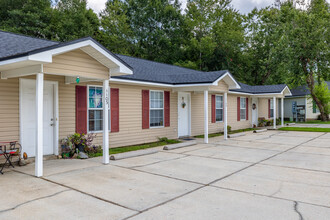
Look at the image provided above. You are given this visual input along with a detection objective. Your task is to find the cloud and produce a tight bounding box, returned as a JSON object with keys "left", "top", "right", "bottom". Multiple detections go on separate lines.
{"left": 87, "top": 0, "right": 107, "bottom": 13}
{"left": 231, "top": 0, "right": 274, "bottom": 14}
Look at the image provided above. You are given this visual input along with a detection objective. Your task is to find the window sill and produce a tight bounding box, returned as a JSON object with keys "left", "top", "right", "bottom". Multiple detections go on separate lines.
{"left": 88, "top": 131, "right": 111, "bottom": 134}
{"left": 150, "top": 126, "right": 164, "bottom": 129}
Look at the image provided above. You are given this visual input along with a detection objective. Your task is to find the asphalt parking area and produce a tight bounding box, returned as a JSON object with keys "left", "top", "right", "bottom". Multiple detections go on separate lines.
{"left": 1, "top": 130, "right": 330, "bottom": 219}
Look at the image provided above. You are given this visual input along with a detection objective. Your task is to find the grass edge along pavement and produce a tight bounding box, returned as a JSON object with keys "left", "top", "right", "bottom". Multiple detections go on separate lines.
{"left": 194, "top": 128, "right": 258, "bottom": 138}
{"left": 279, "top": 127, "right": 330, "bottom": 132}
{"left": 87, "top": 137, "right": 180, "bottom": 158}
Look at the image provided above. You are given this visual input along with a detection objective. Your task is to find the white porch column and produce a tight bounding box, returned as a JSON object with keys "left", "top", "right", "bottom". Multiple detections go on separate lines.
{"left": 281, "top": 98, "right": 284, "bottom": 126}
{"left": 224, "top": 92, "right": 228, "bottom": 140}
{"left": 103, "top": 79, "right": 110, "bottom": 164}
{"left": 273, "top": 96, "right": 277, "bottom": 129}
{"left": 204, "top": 90, "right": 208, "bottom": 144}
{"left": 35, "top": 73, "right": 44, "bottom": 177}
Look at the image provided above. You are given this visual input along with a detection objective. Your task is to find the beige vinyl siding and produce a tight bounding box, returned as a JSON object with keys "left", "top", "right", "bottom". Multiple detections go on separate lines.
{"left": 259, "top": 98, "right": 281, "bottom": 119}
{"left": 306, "top": 98, "right": 320, "bottom": 120}
{"left": 0, "top": 78, "right": 19, "bottom": 142}
{"left": 0, "top": 76, "right": 178, "bottom": 150}
{"left": 191, "top": 93, "right": 252, "bottom": 136}
{"left": 209, "top": 80, "right": 229, "bottom": 92}
{"left": 87, "top": 84, "right": 178, "bottom": 147}
{"left": 258, "top": 98, "right": 269, "bottom": 119}
{"left": 227, "top": 95, "right": 252, "bottom": 130}
{"left": 43, "top": 49, "right": 109, "bottom": 80}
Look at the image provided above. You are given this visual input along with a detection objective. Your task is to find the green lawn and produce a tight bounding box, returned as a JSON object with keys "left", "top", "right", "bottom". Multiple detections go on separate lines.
{"left": 87, "top": 138, "right": 180, "bottom": 158}
{"left": 278, "top": 127, "right": 330, "bottom": 132}
{"left": 195, "top": 128, "right": 258, "bottom": 138}
{"left": 285, "top": 120, "right": 330, "bottom": 124}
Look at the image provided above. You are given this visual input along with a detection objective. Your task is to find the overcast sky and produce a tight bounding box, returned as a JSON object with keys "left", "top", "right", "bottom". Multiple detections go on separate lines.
{"left": 87, "top": 0, "right": 276, "bottom": 15}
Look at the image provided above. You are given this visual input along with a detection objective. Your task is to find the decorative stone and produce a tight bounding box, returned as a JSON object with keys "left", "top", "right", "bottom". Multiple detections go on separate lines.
{"left": 78, "top": 151, "right": 89, "bottom": 159}
{"left": 19, "top": 160, "right": 28, "bottom": 166}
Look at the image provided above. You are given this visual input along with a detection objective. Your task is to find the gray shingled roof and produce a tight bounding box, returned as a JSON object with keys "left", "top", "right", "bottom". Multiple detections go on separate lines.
{"left": 230, "top": 82, "right": 288, "bottom": 94}
{"left": 0, "top": 30, "right": 59, "bottom": 60}
{"left": 290, "top": 81, "right": 330, "bottom": 97}
{"left": 0, "top": 30, "right": 290, "bottom": 94}
{"left": 113, "top": 54, "right": 228, "bottom": 85}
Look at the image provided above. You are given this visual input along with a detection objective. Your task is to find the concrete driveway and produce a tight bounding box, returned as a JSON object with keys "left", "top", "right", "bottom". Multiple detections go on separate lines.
{"left": 1, "top": 130, "right": 330, "bottom": 219}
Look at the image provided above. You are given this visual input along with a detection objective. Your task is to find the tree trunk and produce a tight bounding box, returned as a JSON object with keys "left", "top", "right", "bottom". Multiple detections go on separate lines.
{"left": 306, "top": 71, "right": 329, "bottom": 121}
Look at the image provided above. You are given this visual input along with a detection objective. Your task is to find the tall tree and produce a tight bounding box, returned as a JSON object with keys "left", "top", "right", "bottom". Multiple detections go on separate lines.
{"left": 276, "top": 0, "right": 330, "bottom": 120}
{"left": 98, "top": 0, "right": 133, "bottom": 55}
{"left": 50, "top": 0, "right": 99, "bottom": 41}
{"left": 181, "top": 0, "right": 246, "bottom": 78}
{"left": 243, "top": 7, "right": 286, "bottom": 85}
{"left": 0, "top": 0, "right": 52, "bottom": 38}
{"left": 126, "top": 0, "right": 184, "bottom": 63}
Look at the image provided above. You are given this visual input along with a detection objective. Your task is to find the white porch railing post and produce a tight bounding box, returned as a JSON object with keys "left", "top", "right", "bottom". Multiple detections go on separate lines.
{"left": 103, "top": 79, "right": 110, "bottom": 164}
{"left": 204, "top": 90, "right": 208, "bottom": 144}
{"left": 224, "top": 92, "right": 228, "bottom": 140}
{"left": 281, "top": 98, "right": 284, "bottom": 126}
{"left": 273, "top": 96, "right": 277, "bottom": 129}
{"left": 35, "top": 72, "right": 44, "bottom": 177}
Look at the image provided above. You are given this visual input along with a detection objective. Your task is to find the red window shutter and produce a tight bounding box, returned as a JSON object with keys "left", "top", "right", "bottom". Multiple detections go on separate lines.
{"left": 75, "top": 85, "right": 87, "bottom": 134}
{"left": 142, "top": 90, "right": 149, "bottom": 129}
{"left": 211, "top": 95, "right": 216, "bottom": 123}
{"left": 164, "top": 91, "right": 170, "bottom": 127}
{"left": 237, "top": 97, "right": 240, "bottom": 121}
{"left": 246, "top": 98, "right": 249, "bottom": 120}
{"left": 111, "top": 88, "right": 119, "bottom": 132}
{"left": 268, "top": 99, "right": 271, "bottom": 118}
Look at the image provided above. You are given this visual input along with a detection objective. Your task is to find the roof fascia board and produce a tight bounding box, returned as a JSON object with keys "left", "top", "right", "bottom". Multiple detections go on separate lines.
{"left": 0, "top": 56, "right": 29, "bottom": 67}
{"left": 229, "top": 91, "right": 285, "bottom": 96}
{"left": 110, "top": 78, "right": 216, "bottom": 88}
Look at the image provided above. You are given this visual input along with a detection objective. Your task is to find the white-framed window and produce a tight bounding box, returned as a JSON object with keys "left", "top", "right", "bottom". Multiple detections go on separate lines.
{"left": 87, "top": 85, "right": 110, "bottom": 132}
{"left": 216, "top": 95, "right": 223, "bottom": 122}
{"left": 270, "top": 100, "right": 274, "bottom": 118}
{"left": 150, "top": 90, "right": 164, "bottom": 127}
{"left": 240, "top": 97, "right": 246, "bottom": 120}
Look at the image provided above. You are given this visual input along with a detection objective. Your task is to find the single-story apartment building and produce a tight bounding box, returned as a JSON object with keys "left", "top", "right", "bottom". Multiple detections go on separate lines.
{"left": 283, "top": 82, "right": 330, "bottom": 121}
{"left": 0, "top": 30, "right": 291, "bottom": 177}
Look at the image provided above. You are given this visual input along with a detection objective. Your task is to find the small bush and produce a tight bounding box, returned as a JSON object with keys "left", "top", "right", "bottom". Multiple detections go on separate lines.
{"left": 158, "top": 137, "right": 169, "bottom": 142}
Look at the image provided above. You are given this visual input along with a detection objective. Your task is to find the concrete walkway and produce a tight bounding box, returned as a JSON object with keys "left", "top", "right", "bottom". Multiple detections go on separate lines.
{"left": 1, "top": 130, "right": 330, "bottom": 219}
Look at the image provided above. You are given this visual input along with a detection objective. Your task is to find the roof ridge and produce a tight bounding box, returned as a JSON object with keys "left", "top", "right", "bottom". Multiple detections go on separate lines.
{"left": 0, "top": 29, "right": 59, "bottom": 44}
{"left": 116, "top": 54, "right": 204, "bottom": 74}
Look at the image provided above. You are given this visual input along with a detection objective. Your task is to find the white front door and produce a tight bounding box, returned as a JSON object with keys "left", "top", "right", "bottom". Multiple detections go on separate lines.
{"left": 252, "top": 98, "right": 258, "bottom": 127}
{"left": 178, "top": 92, "right": 190, "bottom": 137}
{"left": 21, "top": 79, "right": 55, "bottom": 157}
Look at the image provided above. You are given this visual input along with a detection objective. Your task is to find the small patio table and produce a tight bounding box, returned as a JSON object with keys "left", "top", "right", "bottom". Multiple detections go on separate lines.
{"left": 0, "top": 141, "right": 21, "bottom": 174}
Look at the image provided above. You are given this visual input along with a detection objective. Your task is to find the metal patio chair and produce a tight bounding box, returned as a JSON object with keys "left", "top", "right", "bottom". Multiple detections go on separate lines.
{"left": 0, "top": 141, "right": 21, "bottom": 174}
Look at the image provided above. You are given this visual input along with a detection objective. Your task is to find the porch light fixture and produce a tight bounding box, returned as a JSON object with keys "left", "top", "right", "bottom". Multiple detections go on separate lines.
{"left": 76, "top": 77, "right": 80, "bottom": 84}
{"left": 181, "top": 97, "right": 186, "bottom": 108}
